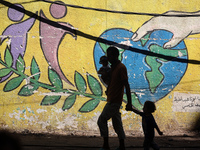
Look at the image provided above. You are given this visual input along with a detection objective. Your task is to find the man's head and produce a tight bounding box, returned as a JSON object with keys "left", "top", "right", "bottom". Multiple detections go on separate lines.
{"left": 106, "top": 46, "right": 119, "bottom": 64}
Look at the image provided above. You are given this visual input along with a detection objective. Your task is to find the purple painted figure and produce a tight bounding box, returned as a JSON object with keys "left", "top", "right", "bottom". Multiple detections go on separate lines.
{"left": 40, "top": 1, "right": 77, "bottom": 86}
{"left": 0, "top": 4, "right": 37, "bottom": 82}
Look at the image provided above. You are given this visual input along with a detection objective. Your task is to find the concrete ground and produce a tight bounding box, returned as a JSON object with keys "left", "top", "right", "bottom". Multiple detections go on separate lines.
{"left": 14, "top": 133, "right": 200, "bottom": 150}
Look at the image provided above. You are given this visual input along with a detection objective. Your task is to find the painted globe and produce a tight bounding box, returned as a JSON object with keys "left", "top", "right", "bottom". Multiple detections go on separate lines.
{"left": 94, "top": 28, "right": 188, "bottom": 105}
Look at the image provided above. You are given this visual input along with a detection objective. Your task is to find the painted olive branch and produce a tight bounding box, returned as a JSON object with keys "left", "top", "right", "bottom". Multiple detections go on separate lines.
{"left": 0, "top": 46, "right": 106, "bottom": 112}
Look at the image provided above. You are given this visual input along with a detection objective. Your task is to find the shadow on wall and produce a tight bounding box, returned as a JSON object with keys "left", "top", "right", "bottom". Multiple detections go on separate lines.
{"left": 191, "top": 114, "right": 200, "bottom": 134}
{"left": 1, "top": 0, "right": 200, "bottom": 65}
{"left": 0, "top": 129, "right": 22, "bottom": 150}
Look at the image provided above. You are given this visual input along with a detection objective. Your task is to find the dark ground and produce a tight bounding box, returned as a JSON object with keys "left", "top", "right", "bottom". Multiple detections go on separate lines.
{"left": 12, "top": 132, "right": 200, "bottom": 150}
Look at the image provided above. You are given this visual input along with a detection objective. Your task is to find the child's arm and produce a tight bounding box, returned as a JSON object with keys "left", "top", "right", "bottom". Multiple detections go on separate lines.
{"left": 132, "top": 108, "right": 142, "bottom": 115}
{"left": 126, "top": 107, "right": 142, "bottom": 115}
{"left": 155, "top": 124, "right": 163, "bottom": 135}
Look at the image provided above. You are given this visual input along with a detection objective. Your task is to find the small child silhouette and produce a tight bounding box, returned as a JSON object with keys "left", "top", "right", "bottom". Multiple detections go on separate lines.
{"left": 98, "top": 56, "right": 111, "bottom": 87}
{"left": 126, "top": 101, "right": 163, "bottom": 150}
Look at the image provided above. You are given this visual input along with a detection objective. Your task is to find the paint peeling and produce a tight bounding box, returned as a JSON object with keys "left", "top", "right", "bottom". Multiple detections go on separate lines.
{"left": 36, "top": 109, "right": 47, "bottom": 113}
{"left": 39, "top": 92, "right": 70, "bottom": 96}
{"left": 0, "top": 0, "right": 200, "bottom": 135}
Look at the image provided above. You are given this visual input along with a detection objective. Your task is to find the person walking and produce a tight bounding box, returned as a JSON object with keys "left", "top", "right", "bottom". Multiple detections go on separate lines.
{"left": 97, "top": 46, "right": 132, "bottom": 150}
{"left": 126, "top": 101, "right": 163, "bottom": 150}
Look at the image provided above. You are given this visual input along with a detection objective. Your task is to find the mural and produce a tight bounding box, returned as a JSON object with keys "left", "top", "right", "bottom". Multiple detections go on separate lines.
{"left": 0, "top": 4, "right": 37, "bottom": 83}
{"left": 0, "top": 1, "right": 107, "bottom": 113}
{"left": 94, "top": 28, "right": 188, "bottom": 107}
{"left": 39, "top": 1, "right": 76, "bottom": 86}
{"left": 0, "top": 0, "right": 200, "bottom": 133}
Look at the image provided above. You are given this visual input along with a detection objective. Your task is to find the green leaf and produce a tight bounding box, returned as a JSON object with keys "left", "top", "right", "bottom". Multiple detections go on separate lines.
{"left": 16, "top": 55, "right": 25, "bottom": 73}
{"left": 48, "top": 68, "right": 63, "bottom": 90}
{"left": 62, "top": 94, "right": 76, "bottom": 111}
{"left": 30, "top": 57, "right": 40, "bottom": 80}
{"left": 5, "top": 47, "right": 13, "bottom": 67}
{"left": 75, "top": 71, "right": 86, "bottom": 93}
{"left": 3, "top": 76, "right": 24, "bottom": 92}
{"left": 0, "top": 68, "right": 11, "bottom": 77}
{"left": 87, "top": 73, "right": 102, "bottom": 96}
{"left": 40, "top": 95, "right": 61, "bottom": 105}
{"left": 79, "top": 99, "right": 100, "bottom": 113}
{"left": 18, "top": 84, "right": 39, "bottom": 96}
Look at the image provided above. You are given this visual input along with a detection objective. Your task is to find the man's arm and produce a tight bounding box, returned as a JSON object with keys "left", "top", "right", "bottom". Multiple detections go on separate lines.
{"left": 123, "top": 80, "right": 143, "bottom": 115}
{"left": 123, "top": 80, "right": 132, "bottom": 110}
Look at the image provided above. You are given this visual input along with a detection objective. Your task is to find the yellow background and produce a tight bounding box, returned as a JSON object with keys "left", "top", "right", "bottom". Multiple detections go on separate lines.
{"left": 0, "top": 0, "right": 200, "bottom": 135}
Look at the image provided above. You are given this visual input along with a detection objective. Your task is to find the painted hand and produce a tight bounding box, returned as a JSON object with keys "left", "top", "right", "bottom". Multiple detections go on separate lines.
{"left": 131, "top": 11, "right": 200, "bottom": 48}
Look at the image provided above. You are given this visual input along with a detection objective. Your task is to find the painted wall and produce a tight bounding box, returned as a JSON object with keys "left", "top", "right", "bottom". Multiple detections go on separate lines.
{"left": 0, "top": 0, "right": 200, "bottom": 135}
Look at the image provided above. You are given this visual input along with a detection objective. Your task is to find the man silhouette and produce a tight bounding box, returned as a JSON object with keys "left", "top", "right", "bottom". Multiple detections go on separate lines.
{"left": 97, "top": 46, "right": 132, "bottom": 150}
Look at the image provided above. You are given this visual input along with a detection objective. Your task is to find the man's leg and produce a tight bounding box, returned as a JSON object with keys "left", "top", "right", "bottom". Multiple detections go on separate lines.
{"left": 97, "top": 102, "right": 121, "bottom": 149}
{"left": 112, "top": 104, "right": 126, "bottom": 150}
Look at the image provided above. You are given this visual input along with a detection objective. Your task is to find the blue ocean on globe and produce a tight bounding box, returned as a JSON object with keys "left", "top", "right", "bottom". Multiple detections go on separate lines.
{"left": 93, "top": 28, "right": 188, "bottom": 105}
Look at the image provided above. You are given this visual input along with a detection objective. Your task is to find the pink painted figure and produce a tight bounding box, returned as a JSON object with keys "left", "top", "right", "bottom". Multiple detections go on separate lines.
{"left": 0, "top": 4, "right": 37, "bottom": 82}
{"left": 39, "top": 1, "right": 77, "bottom": 86}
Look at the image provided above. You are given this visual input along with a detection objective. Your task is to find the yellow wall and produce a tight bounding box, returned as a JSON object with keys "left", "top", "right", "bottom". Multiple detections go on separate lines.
{"left": 0, "top": 0, "right": 200, "bottom": 135}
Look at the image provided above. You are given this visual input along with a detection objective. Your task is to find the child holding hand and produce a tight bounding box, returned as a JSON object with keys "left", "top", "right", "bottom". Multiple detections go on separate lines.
{"left": 126, "top": 101, "right": 163, "bottom": 150}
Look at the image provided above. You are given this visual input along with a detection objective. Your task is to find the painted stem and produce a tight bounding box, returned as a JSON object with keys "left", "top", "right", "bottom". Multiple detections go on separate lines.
{"left": 0, "top": 58, "right": 106, "bottom": 101}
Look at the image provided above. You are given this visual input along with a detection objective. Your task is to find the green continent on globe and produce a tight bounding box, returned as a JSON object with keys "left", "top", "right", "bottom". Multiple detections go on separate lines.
{"left": 145, "top": 44, "right": 187, "bottom": 94}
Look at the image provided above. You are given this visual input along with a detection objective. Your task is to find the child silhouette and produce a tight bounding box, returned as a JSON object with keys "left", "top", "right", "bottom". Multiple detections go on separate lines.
{"left": 126, "top": 101, "right": 163, "bottom": 150}
{"left": 98, "top": 56, "right": 111, "bottom": 87}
